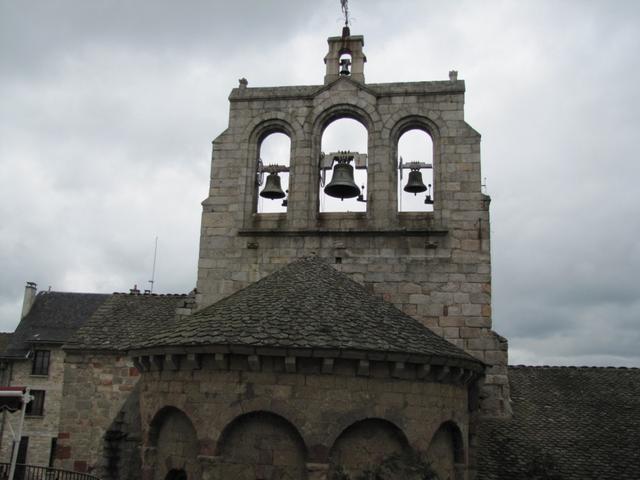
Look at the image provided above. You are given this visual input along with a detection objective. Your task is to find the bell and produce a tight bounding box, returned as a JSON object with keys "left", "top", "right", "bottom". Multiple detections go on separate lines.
{"left": 340, "top": 58, "right": 351, "bottom": 76}
{"left": 404, "top": 170, "right": 427, "bottom": 195}
{"left": 324, "top": 162, "right": 360, "bottom": 199}
{"left": 259, "top": 173, "right": 286, "bottom": 200}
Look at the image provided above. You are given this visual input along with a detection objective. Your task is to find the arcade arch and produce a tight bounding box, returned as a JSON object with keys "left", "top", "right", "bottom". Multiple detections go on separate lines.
{"left": 319, "top": 117, "right": 368, "bottom": 213}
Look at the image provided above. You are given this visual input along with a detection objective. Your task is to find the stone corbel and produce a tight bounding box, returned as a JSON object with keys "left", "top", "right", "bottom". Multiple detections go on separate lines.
{"left": 285, "top": 356, "right": 297, "bottom": 373}
{"left": 462, "top": 369, "right": 476, "bottom": 384}
{"left": 392, "top": 361, "right": 405, "bottom": 378}
{"left": 417, "top": 364, "right": 431, "bottom": 379}
{"left": 321, "top": 358, "right": 334, "bottom": 374}
{"left": 133, "top": 357, "right": 147, "bottom": 372}
{"left": 183, "top": 353, "right": 201, "bottom": 370}
{"left": 248, "top": 355, "right": 261, "bottom": 371}
{"left": 451, "top": 367, "right": 465, "bottom": 383}
{"left": 165, "top": 354, "right": 180, "bottom": 371}
{"left": 436, "top": 366, "right": 450, "bottom": 382}
{"left": 150, "top": 355, "right": 164, "bottom": 372}
{"left": 357, "top": 359, "right": 370, "bottom": 376}
{"left": 214, "top": 353, "right": 227, "bottom": 370}
{"left": 138, "top": 356, "right": 151, "bottom": 372}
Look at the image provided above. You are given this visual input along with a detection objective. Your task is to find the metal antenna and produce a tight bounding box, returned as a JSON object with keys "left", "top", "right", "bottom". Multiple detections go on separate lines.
{"left": 341, "top": 0, "right": 350, "bottom": 26}
{"left": 148, "top": 236, "right": 158, "bottom": 293}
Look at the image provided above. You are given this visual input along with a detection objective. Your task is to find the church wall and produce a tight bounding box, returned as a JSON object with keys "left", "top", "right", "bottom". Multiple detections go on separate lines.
{"left": 55, "top": 351, "right": 140, "bottom": 477}
{"left": 136, "top": 355, "right": 471, "bottom": 480}
{"left": 195, "top": 79, "right": 509, "bottom": 417}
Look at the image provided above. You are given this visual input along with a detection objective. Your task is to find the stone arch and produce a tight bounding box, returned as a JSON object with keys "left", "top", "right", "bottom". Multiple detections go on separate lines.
{"left": 313, "top": 102, "right": 377, "bottom": 134}
{"left": 245, "top": 116, "right": 299, "bottom": 215}
{"left": 215, "top": 410, "right": 309, "bottom": 479}
{"left": 312, "top": 103, "right": 376, "bottom": 212}
{"left": 389, "top": 114, "right": 442, "bottom": 213}
{"left": 148, "top": 406, "right": 200, "bottom": 480}
{"left": 426, "top": 420, "right": 465, "bottom": 480}
{"left": 328, "top": 418, "right": 411, "bottom": 478}
{"left": 244, "top": 112, "right": 303, "bottom": 144}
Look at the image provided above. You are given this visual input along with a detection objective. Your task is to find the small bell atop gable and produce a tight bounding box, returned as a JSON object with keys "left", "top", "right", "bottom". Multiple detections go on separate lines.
{"left": 324, "top": 33, "right": 366, "bottom": 84}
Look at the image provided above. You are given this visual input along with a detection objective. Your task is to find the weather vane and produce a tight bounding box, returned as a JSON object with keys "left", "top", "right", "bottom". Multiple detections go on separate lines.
{"left": 341, "top": 0, "right": 350, "bottom": 26}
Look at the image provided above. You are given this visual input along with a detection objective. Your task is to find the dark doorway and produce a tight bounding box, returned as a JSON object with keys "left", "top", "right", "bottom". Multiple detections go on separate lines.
{"left": 165, "top": 469, "right": 187, "bottom": 480}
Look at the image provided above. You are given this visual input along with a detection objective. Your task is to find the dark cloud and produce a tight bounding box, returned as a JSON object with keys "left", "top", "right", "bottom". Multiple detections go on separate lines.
{"left": 1, "top": 0, "right": 639, "bottom": 367}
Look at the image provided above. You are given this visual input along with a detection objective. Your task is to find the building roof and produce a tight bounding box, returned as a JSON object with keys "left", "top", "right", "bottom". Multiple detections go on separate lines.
{"left": 0, "top": 333, "right": 13, "bottom": 355}
{"left": 3, "top": 292, "right": 109, "bottom": 357}
{"left": 135, "top": 257, "right": 481, "bottom": 366}
{"left": 477, "top": 365, "right": 640, "bottom": 480}
{"left": 67, "top": 293, "right": 188, "bottom": 351}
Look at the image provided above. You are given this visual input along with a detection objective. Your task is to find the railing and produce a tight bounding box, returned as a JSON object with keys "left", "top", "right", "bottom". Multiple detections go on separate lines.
{"left": 0, "top": 463, "right": 100, "bottom": 480}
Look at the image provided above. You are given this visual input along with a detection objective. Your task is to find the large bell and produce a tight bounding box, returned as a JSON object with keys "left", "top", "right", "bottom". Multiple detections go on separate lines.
{"left": 403, "top": 170, "right": 427, "bottom": 195}
{"left": 259, "top": 172, "right": 286, "bottom": 200}
{"left": 324, "top": 162, "right": 360, "bottom": 199}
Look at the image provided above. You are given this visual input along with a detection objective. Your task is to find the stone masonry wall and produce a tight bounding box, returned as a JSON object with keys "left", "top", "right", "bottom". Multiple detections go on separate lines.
{"left": 0, "top": 348, "right": 66, "bottom": 467}
{"left": 195, "top": 76, "right": 510, "bottom": 417}
{"left": 138, "top": 355, "right": 471, "bottom": 480}
{"left": 56, "top": 351, "right": 140, "bottom": 476}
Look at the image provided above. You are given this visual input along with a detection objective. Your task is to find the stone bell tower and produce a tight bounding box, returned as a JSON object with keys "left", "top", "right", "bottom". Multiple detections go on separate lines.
{"left": 195, "top": 28, "right": 510, "bottom": 418}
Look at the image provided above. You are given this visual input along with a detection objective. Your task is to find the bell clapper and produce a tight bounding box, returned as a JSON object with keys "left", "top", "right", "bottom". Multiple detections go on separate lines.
{"left": 357, "top": 185, "right": 367, "bottom": 203}
{"left": 424, "top": 184, "right": 434, "bottom": 205}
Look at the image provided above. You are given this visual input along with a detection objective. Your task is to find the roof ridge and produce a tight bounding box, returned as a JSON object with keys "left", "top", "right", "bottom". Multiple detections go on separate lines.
{"left": 510, "top": 364, "right": 640, "bottom": 370}
{"left": 111, "top": 292, "right": 189, "bottom": 297}
{"left": 37, "top": 291, "right": 110, "bottom": 296}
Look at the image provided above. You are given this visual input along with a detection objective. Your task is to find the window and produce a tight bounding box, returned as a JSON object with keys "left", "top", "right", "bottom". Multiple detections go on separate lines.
{"left": 26, "top": 390, "right": 45, "bottom": 416}
{"left": 31, "top": 350, "right": 50, "bottom": 376}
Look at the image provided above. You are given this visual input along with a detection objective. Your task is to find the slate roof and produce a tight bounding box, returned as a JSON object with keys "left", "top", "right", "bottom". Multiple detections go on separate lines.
{"left": 68, "top": 293, "right": 187, "bottom": 351}
{"left": 3, "top": 292, "right": 109, "bottom": 357}
{"left": 0, "top": 333, "right": 13, "bottom": 355}
{"left": 135, "top": 257, "right": 481, "bottom": 366}
{"left": 477, "top": 365, "right": 640, "bottom": 480}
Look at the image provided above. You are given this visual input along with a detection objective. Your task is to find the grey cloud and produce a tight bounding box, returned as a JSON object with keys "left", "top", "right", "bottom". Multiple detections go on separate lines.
{"left": 1, "top": 0, "right": 639, "bottom": 368}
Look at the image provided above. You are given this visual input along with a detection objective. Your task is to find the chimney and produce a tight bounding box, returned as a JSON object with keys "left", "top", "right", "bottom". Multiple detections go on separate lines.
{"left": 21, "top": 282, "right": 37, "bottom": 318}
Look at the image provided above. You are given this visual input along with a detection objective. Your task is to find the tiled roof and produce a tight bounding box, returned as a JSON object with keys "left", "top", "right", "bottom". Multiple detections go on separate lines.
{"left": 0, "top": 333, "right": 13, "bottom": 355}
{"left": 4, "top": 292, "right": 109, "bottom": 356}
{"left": 135, "top": 257, "right": 480, "bottom": 365}
{"left": 68, "top": 293, "right": 187, "bottom": 351}
{"left": 477, "top": 365, "right": 640, "bottom": 479}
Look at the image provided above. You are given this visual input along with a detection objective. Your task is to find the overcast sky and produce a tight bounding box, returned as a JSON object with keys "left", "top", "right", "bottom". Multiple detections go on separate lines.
{"left": 1, "top": 0, "right": 639, "bottom": 367}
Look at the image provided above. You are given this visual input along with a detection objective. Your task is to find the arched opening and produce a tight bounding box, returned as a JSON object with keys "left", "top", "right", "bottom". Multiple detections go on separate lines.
{"left": 328, "top": 418, "right": 413, "bottom": 478}
{"left": 148, "top": 407, "right": 199, "bottom": 480}
{"left": 164, "top": 469, "right": 187, "bottom": 480}
{"left": 257, "top": 132, "right": 291, "bottom": 213}
{"left": 397, "top": 129, "right": 434, "bottom": 212}
{"left": 427, "top": 421, "right": 465, "bottom": 480}
{"left": 319, "top": 117, "right": 368, "bottom": 213}
{"left": 216, "top": 411, "right": 308, "bottom": 479}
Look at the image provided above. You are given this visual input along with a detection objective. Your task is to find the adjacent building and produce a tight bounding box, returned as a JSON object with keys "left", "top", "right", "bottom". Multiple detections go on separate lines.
{"left": 0, "top": 286, "right": 108, "bottom": 468}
